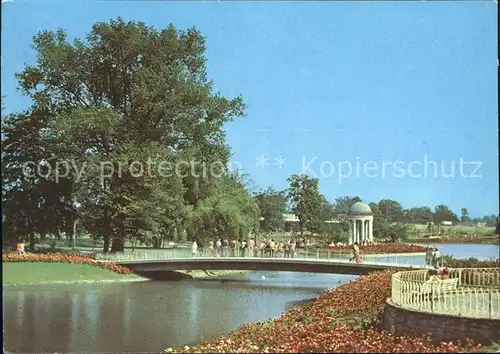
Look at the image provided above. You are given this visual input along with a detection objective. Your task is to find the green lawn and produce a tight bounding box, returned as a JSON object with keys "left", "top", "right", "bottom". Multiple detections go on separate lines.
{"left": 2, "top": 262, "right": 142, "bottom": 286}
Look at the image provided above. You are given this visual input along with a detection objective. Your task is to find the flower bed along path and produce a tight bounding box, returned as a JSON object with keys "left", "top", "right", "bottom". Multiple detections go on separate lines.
{"left": 2, "top": 252, "right": 133, "bottom": 275}
{"left": 321, "top": 243, "right": 429, "bottom": 254}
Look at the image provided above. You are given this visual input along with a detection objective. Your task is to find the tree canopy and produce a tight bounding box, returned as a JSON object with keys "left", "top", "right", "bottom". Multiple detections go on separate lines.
{"left": 1, "top": 18, "right": 251, "bottom": 252}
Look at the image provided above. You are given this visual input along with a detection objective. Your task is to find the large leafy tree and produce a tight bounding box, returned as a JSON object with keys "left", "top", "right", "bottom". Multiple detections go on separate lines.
{"left": 332, "top": 196, "right": 362, "bottom": 215}
{"left": 254, "top": 186, "right": 287, "bottom": 234}
{"left": 405, "top": 206, "right": 433, "bottom": 224}
{"left": 2, "top": 110, "right": 75, "bottom": 250}
{"left": 368, "top": 202, "right": 385, "bottom": 239}
{"left": 4, "top": 18, "right": 246, "bottom": 252}
{"left": 185, "top": 172, "right": 259, "bottom": 243}
{"left": 285, "top": 174, "right": 324, "bottom": 237}
{"left": 460, "top": 208, "right": 470, "bottom": 223}
{"left": 433, "top": 205, "right": 459, "bottom": 225}
{"left": 378, "top": 199, "right": 405, "bottom": 223}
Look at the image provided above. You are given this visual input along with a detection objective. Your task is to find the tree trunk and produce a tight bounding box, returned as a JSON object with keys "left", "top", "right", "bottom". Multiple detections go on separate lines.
{"left": 111, "top": 237, "right": 124, "bottom": 252}
{"left": 72, "top": 219, "right": 77, "bottom": 250}
{"left": 103, "top": 236, "right": 110, "bottom": 253}
{"left": 29, "top": 233, "right": 36, "bottom": 252}
{"left": 103, "top": 205, "right": 110, "bottom": 253}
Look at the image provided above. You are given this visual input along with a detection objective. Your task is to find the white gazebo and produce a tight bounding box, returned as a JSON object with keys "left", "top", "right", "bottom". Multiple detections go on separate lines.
{"left": 348, "top": 202, "right": 374, "bottom": 244}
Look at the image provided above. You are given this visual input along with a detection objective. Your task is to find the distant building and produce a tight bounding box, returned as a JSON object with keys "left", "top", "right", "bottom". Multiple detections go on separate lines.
{"left": 278, "top": 213, "right": 340, "bottom": 224}
{"left": 260, "top": 213, "right": 340, "bottom": 232}
{"left": 440, "top": 221, "right": 453, "bottom": 226}
{"left": 476, "top": 222, "right": 487, "bottom": 228}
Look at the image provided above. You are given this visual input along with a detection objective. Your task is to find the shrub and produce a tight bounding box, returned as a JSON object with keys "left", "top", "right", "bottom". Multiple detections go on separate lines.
{"left": 412, "top": 236, "right": 499, "bottom": 244}
{"left": 441, "top": 255, "right": 499, "bottom": 269}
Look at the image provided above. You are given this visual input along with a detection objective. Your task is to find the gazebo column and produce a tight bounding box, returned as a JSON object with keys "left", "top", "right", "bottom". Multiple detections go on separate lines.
{"left": 368, "top": 219, "right": 373, "bottom": 242}
{"left": 355, "top": 220, "right": 359, "bottom": 243}
{"left": 356, "top": 219, "right": 361, "bottom": 243}
{"left": 348, "top": 220, "right": 354, "bottom": 244}
{"left": 362, "top": 219, "right": 366, "bottom": 242}
{"left": 355, "top": 219, "right": 359, "bottom": 243}
{"left": 352, "top": 220, "right": 356, "bottom": 244}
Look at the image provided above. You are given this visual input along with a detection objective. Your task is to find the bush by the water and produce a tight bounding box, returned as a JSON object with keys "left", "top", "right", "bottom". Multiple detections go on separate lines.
{"left": 2, "top": 252, "right": 132, "bottom": 275}
{"left": 167, "top": 270, "right": 482, "bottom": 353}
{"left": 441, "top": 255, "right": 500, "bottom": 269}
{"left": 440, "top": 256, "right": 500, "bottom": 287}
{"left": 412, "top": 236, "right": 499, "bottom": 244}
{"left": 321, "top": 243, "right": 429, "bottom": 254}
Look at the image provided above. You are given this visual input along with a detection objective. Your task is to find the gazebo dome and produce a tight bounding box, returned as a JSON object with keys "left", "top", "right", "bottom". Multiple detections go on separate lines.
{"left": 349, "top": 202, "right": 372, "bottom": 215}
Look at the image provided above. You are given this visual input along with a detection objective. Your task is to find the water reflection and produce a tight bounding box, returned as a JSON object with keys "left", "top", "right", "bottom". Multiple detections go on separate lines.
{"left": 433, "top": 243, "right": 499, "bottom": 260}
{"left": 4, "top": 274, "right": 346, "bottom": 353}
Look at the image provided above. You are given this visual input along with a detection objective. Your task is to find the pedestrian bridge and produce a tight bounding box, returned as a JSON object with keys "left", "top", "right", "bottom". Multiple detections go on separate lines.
{"left": 100, "top": 253, "right": 428, "bottom": 276}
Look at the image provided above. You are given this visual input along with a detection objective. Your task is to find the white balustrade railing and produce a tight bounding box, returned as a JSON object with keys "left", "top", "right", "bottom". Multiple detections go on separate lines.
{"left": 94, "top": 247, "right": 428, "bottom": 269}
{"left": 448, "top": 268, "right": 500, "bottom": 288}
{"left": 391, "top": 268, "right": 500, "bottom": 319}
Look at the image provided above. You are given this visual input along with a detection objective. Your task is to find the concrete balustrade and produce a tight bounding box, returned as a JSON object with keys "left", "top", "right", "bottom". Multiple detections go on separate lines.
{"left": 390, "top": 268, "right": 500, "bottom": 319}
{"left": 95, "top": 248, "right": 425, "bottom": 267}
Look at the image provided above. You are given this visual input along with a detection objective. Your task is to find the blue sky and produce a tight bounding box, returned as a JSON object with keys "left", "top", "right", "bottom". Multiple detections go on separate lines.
{"left": 1, "top": 1, "right": 498, "bottom": 217}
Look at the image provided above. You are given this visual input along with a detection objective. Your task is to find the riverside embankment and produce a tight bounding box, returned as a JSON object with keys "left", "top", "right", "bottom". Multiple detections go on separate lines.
{"left": 4, "top": 244, "right": 499, "bottom": 353}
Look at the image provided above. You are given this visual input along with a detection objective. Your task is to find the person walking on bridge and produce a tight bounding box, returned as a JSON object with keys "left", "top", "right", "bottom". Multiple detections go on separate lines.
{"left": 290, "top": 240, "right": 297, "bottom": 258}
{"left": 191, "top": 240, "right": 198, "bottom": 258}
{"left": 208, "top": 240, "right": 215, "bottom": 257}
{"left": 353, "top": 242, "right": 362, "bottom": 264}
{"left": 222, "top": 238, "right": 229, "bottom": 257}
{"left": 248, "top": 238, "right": 255, "bottom": 257}
{"left": 259, "top": 240, "right": 266, "bottom": 257}
{"left": 240, "top": 239, "right": 247, "bottom": 257}
{"left": 215, "top": 239, "right": 222, "bottom": 257}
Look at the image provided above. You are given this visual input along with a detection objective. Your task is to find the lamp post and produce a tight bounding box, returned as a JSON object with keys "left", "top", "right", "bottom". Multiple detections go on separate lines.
{"left": 73, "top": 218, "right": 78, "bottom": 251}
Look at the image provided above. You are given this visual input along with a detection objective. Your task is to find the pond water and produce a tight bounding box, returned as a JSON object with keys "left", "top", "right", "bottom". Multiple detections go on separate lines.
{"left": 430, "top": 243, "right": 499, "bottom": 260}
{"left": 3, "top": 243, "right": 498, "bottom": 352}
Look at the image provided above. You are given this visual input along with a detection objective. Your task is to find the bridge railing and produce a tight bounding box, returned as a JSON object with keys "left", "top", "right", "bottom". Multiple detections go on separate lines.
{"left": 95, "top": 247, "right": 426, "bottom": 267}
{"left": 391, "top": 268, "right": 500, "bottom": 319}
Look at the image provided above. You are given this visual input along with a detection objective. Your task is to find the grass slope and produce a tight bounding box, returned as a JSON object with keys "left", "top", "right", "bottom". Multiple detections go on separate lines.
{"left": 3, "top": 262, "right": 141, "bottom": 286}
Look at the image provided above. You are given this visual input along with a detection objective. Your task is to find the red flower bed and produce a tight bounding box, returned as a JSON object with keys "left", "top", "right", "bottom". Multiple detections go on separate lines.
{"left": 2, "top": 252, "right": 133, "bottom": 275}
{"left": 321, "top": 243, "right": 430, "bottom": 254}
{"left": 167, "top": 270, "right": 481, "bottom": 353}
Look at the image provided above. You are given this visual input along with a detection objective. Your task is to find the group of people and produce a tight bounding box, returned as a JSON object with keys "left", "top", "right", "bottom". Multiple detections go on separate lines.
{"left": 427, "top": 268, "right": 451, "bottom": 282}
{"left": 350, "top": 242, "right": 363, "bottom": 264}
{"left": 329, "top": 240, "right": 379, "bottom": 247}
{"left": 425, "top": 246, "right": 442, "bottom": 268}
{"left": 190, "top": 237, "right": 313, "bottom": 258}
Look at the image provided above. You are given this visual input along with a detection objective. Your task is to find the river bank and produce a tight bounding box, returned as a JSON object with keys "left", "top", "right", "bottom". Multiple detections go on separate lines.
{"left": 166, "top": 254, "right": 500, "bottom": 353}
{"left": 167, "top": 269, "right": 484, "bottom": 353}
{"left": 2, "top": 262, "right": 146, "bottom": 286}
